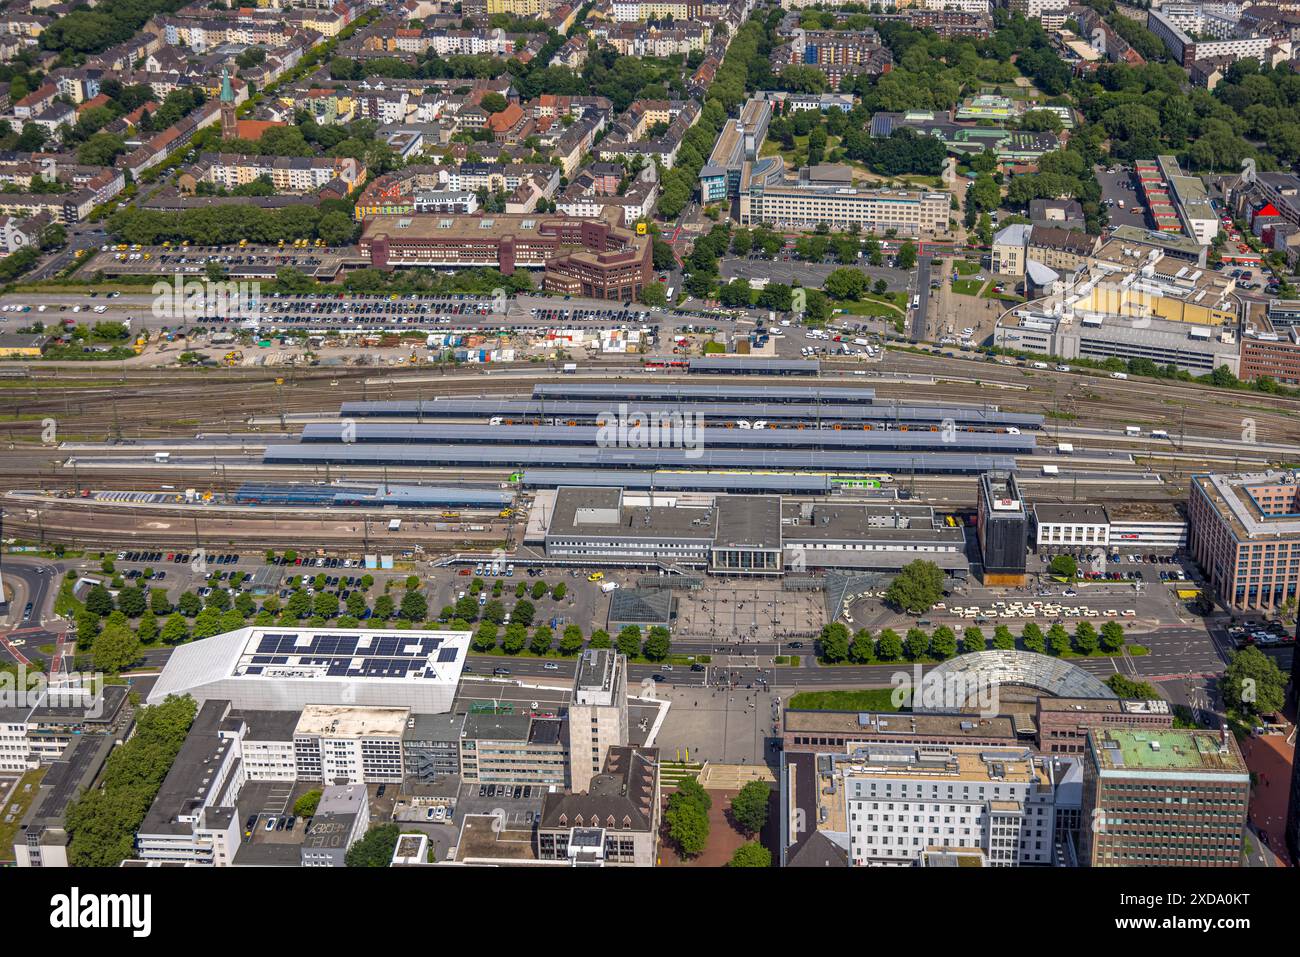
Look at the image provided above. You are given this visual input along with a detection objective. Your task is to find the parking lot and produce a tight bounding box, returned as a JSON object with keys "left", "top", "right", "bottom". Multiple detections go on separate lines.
{"left": 455, "top": 781, "right": 547, "bottom": 831}
{"left": 1094, "top": 165, "right": 1150, "bottom": 230}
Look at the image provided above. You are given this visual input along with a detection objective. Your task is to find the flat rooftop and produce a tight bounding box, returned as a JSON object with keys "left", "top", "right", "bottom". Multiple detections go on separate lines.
{"left": 1039, "top": 697, "right": 1170, "bottom": 715}
{"left": 360, "top": 210, "right": 628, "bottom": 243}
{"left": 1195, "top": 470, "right": 1300, "bottom": 540}
{"left": 715, "top": 495, "right": 782, "bottom": 549}
{"left": 233, "top": 627, "right": 470, "bottom": 683}
{"left": 1091, "top": 728, "right": 1248, "bottom": 775}
{"left": 294, "top": 704, "right": 410, "bottom": 738}
{"left": 545, "top": 486, "right": 718, "bottom": 542}
{"left": 785, "top": 710, "right": 1018, "bottom": 741}
{"left": 1032, "top": 503, "right": 1109, "bottom": 525}
{"left": 784, "top": 501, "right": 962, "bottom": 546}
{"left": 831, "top": 745, "right": 1048, "bottom": 786}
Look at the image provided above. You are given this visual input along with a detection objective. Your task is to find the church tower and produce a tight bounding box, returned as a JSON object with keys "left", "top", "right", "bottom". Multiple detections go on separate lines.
{"left": 219, "top": 67, "right": 236, "bottom": 140}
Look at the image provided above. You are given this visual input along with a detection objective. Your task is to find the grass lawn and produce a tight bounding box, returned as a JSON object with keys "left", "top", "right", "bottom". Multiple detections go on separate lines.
{"left": 0, "top": 766, "right": 48, "bottom": 863}
{"left": 953, "top": 260, "right": 981, "bottom": 276}
{"left": 980, "top": 284, "right": 1022, "bottom": 302}
{"left": 788, "top": 688, "right": 903, "bottom": 712}
{"left": 835, "top": 298, "right": 901, "bottom": 318}
{"left": 951, "top": 278, "right": 985, "bottom": 296}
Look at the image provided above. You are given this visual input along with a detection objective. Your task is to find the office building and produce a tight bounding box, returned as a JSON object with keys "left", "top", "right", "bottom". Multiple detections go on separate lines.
{"left": 300, "top": 783, "right": 370, "bottom": 867}
{"left": 1080, "top": 727, "right": 1249, "bottom": 866}
{"left": 1188, "top": 469, "right": 1300, "bottom": 611}
{"left": 292, "top": 704, "right": 408, "bottom": 784}
{"left": 739, "top": 160, "right": 949, "bottom": 234}
{"left": 135, "top": 701, "right": 245, "bottom": 866}
{"left": 460, "top": 713, "right": 570, "bottom": 787}
{"left": 537, "top": 746, "right": 660, "bottom": 866}
{"left": 782, "top": 744, "right": 1067, "bottom": 867}
{"left": 568, "top": 649, "right": 630, "bottom": 793}
{"left": 1035, "top": 698, "right": 1173, "bottom": 755}
{"left": 1031, "top": 503, "right": 1110, "bottom": 555}
{"left": 699, "top": 96, "right": 772, "bottom": 202}
{"left": 360, "top": 209, "right": 653, "bottom": 302}
{"left": 977, "top": 471, "right": 1028, "bottom": 586}
{"left": 402, "top": 713, "right": 465, "bottom": 783}
{"left": 12, "top": 735, "right": 115, "bottom": 868}
{"left": 146, "top": 626, "right": 471, "bottom": 713}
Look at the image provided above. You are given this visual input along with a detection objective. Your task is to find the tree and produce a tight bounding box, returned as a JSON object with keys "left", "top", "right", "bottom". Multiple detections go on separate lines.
{"left": 373, "top": 594, "right": 395, "bottom": 620}
{"left": 904, "top": 628, "right": 929, "bottom": 660}
{"left": 730, "top": 781, "right": 770, "bottom": 836}
{"left": 876, "top": 628, "right": 903, "bottom": 661}
{"left": 640, "top": 282, "right": 667, "bottom": 308}
{"left": 150, "top": 588, "right": 172, "bottom": 616}
{"left": 136, "top": 610, "right": 158, "bottom": 644}
{"left": 1100, "top": 620, "right": 1126, "bottom": 653}
{"left": 345, "top": 823, "right": 401, "bottom": 867}
{"left": 824, "top": 267, "right": 867, "bottom": 301}
{"left": 588, "top": 629, "right": 611, "bottom": 649}
{"left": 665, "top": 777, "right": 711, "bottom": 857}
{"left": 884, "top": 560, "right": 945, "bottom": 614}
{"left": 502, "top": 623, "right": 528, "bottom": 654}
{"left": 642, "top": 626, "right": 671, "bottom": 661}
{"left": 992, "top": 625, "right": 1016, "bottom": 651}
{"left": 191, "top": 607, "right": 224, "bottom": 640}
{"left": 819, "top": 622, "right": 850, "bottom": 662}
{"left": 1021, "top": 622, "right": 1046, "bottom": 654}
{"left": 1221, "top": 647, "right": 1286, "bottom": 717}
{"left": 472, "top": 623, "right": 499, "bottom": 652}
{"left": 346, "top": 592, "right": 367, "bottom": 618}
{"left": 963, "top": 627, "right": 986, "bottom": 654}
{"left": 85, "top": 584, "right": 115, "bottom": 617}
{"left": 552, "top": 582, "right": 567, "bottom": 601}
{"left": 616, "top": 625, "right": 642, "bottom": 658}
{"left": 512, "top": 599, "right": 535, "bottom": 627}
{"left": 313, "top": 591, "right": 339, "bottom": 620}
{"left": 455, "top": 595, "right": 479, "bottom": 621}
{"left": 1074, "top": 621, "right": 1098, "bottom": 656}
{"left": 530, "top": 625, "right": 554, "bottom": 655}
{"left": 896, "top": 241, "right": 918, "bottom": 270}
{"left": 1049, "top": 555, "right": 1078, "bottom": 580}
{"left": 482, "top": 599, "right": 506, "bottom": 624}
{"left": 65, "top": 695, "right": 197, "bottom": 867}
{"left": 1047, "top": 623, "right": 1071, "bottom": 656}
{"left": 849, "top": 628, "right": 874, "bottom": 663}
{"left": 294, "top": 790, "right": 322, "bottom": 817}
{"left": 116, "top": 586, "right": 146, "bottom": 619}
{"left": 559, "top": 624, "right": 584, "bottom": 655}
{"left": 92, "top": 618, "right": 141, "bottom": 674}
{"left": 531, "top": 580, "right": 548, "bottom": 601}
{"left": 1105, "top": 673, "right": 1161, "bottom": 700}
{"left": 728, "top": 842, "right": 771, "bottom": 867}
{"left": 400, "top": 590, "right": 427, "bottom": 621}
{"left": 930, "top": 625, "right": 958, "bottom": 660}
{"left": 160, "top": 613, "right": 188, "bottom": 645}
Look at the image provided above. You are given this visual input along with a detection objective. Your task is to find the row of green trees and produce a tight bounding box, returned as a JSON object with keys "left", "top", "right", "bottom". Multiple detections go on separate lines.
{"left": 467, "top": 622, "right": 671, "bottom": 661}
{"left": 819, "top": 618, "right": 1128, "bottom": 663}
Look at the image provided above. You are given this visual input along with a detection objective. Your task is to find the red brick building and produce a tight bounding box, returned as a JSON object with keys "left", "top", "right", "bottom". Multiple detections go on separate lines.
{"left": 360, "top": 208, "right": 653, "bottom": 301}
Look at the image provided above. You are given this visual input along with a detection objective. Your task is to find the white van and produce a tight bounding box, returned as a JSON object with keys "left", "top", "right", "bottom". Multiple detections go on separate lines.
{"left": 1111, "top": 372, "right": 1129, "bottom": 380}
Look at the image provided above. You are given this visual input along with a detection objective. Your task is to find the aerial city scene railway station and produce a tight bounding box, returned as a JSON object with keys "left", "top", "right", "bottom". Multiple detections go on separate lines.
{"left": 0, "top": 0, "right": 1295, "bottom": 927}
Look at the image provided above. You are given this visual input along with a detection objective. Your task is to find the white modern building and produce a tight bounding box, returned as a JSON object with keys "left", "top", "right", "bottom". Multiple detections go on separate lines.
{"left": 146, "top": 627, "right": 471, "bottom": 712}
{"left": 830, "top": 745, "right": 1063, "bottom": 867}
{"left": 293, "top": 704, "right": 408, "bottom": 784}
{"left": 1031, "top": 503, "right": 1110, "bottom": 553}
